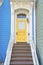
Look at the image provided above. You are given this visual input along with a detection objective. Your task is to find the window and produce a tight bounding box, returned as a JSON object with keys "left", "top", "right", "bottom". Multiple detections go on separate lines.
{"left": 18, "top": 22, "right": 25, "bottom": 30}
{"left": 17, "top": 14, "right": 26, "bottom": 18}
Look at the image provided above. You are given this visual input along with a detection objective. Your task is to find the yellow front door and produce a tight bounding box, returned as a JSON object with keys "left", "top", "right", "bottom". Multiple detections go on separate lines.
{"left": 16, "top": 19, "right": 27, "bottom": 42}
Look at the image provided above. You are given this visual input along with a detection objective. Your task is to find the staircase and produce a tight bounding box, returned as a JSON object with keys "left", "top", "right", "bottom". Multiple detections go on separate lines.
{"left": 10, "top": 42, "right": 34, "bottom": 65}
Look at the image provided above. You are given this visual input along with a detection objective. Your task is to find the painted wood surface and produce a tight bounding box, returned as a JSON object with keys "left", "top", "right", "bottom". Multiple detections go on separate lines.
{"left": 0, "top": 0, "right": 10, "bottom": 62}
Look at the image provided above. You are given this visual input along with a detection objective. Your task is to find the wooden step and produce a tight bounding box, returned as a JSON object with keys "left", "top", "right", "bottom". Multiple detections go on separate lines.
{"left": 11, "top": 57, "right": 33, "bottom": 61}
{"left": 12, "top": 52, "right": 31, "bottom": 55}
{"left": 13, "top": 48, "right": 31, "bottom": 50}
{"left": 13, "top": 47, "right": 31, "bottom": 49}
{"left": 10, "top": 61, "right": 33, "bottom": 65}
{"left": 10, "top": 64, "right": 33, "bottom": 65}
{"left": 14, "top": 43, "right": 30, "bottom": 47}
{"left": 10, "top": 60, "right": 33, "bottom": 62}
{"left": 13, "top": 45, "right": 30, "bottom": 47}
{"left": 13, "top": 45, "right": 30, "bottom": 48}
{"left": 12, "top": 50, "right": 31, "bottom": 52}
{"left": 11, "top": 54, "right": 32, "bottom": 57}
{"left": 12, "top": 49, "right": 31, "bottom": 51}
{"left": 12, "top": 51, "right": 31, "bottom": 54}
{"left": 10, "top": 43, "right": 34, "bottom": 65}
{"left": 11, "top": 56, "right": 32, "bottom": 59}
{"left": 14, "top": 42, "right": 29, "bottom": 45}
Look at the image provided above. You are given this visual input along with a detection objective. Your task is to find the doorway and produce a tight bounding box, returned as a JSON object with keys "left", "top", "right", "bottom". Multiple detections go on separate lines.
{"left": 16, "top": 17, "right": 27, "bottom": 42}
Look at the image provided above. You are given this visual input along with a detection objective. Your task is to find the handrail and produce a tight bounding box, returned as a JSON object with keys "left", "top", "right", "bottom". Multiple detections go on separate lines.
{"left": 30, "top": 40, "right": 39, "bottom": 65}
{"left": 4, "top": 37, "right": 14, "bottom": 65}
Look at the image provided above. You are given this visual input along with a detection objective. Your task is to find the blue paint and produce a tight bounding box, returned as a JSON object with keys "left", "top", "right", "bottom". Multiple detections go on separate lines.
{"left": 0, "top": 0, "right": 11, "bottom": 62}
{"left": 32, "top": 7, "right": 34, "bottom": 41}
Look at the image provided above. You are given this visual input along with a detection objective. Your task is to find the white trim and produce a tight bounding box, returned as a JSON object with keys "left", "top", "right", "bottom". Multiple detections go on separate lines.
{"left": 29, "top": 8, "right": 33, "bottom": 42}
{"left": 34, "top": 1, "right": 36, "bottom": 49}
{"left": 11, "top": 4, "right": 15, "bottom": 43}
{"left": 30, "top": 40, "right": 39, "bottom": 65}
{"left": 4, "top": 36, "right": 14, "bottom": 65}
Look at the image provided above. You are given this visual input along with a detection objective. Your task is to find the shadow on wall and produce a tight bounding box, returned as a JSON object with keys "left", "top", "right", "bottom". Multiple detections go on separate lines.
{"left": 0, "top": 0, "right": 11, "bottom": 62}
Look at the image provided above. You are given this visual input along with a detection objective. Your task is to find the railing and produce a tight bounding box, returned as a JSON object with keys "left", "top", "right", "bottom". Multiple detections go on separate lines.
{"left": 30, "top": 40, "right": 39, "bottom": 65}
{"left": 4, "top": 37, "right": 14, "bottom": 65}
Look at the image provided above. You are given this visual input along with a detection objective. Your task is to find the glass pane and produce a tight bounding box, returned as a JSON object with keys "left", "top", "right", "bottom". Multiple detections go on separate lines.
{"left": 17, "top": 14, "right": 26, "bottom": 18}
{"left": 18, "top": 22, "right": 25, "bottom": 30}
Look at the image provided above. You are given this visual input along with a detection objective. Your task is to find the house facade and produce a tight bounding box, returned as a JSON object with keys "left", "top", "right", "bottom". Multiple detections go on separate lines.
{"left": 0, "top": 0, "right": 43, "bottom": 65}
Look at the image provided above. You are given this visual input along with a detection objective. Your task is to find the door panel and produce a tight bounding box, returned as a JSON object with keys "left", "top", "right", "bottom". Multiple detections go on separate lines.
{"left": 16, "top": 19, "right": 27, "bottom": 42}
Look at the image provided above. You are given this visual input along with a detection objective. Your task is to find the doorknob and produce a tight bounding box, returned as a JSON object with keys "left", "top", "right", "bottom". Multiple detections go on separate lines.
{"left": 16, "top": 32, "right": 18, "bottom": 35}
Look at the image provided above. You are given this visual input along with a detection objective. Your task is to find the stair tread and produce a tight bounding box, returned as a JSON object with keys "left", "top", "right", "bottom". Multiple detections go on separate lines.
{"left": 13, "top": 46, "right": 30, "bottom": 48}
{"left": 13, "top": 46, "right": 30, "bottom": 47}
{"left": 13, "top": 48, "right": 31, "bottom": 49}
{"left": 11, "top": 54, "right": 32, "bottom": 56}
{"left": 11, "top": 56, "right": 32, "bottom": 59}
{"left": 12, "top": 51, "right": 31, "bottom": 52}
{"left": 10, "top": 59, "right": 33, "bottom": 62}
{"left": 14, "top": 43, "right": 29, "bottom": 45}
{"left": 14, "top": 45, "right": 30, "bottom": 46}
{"left": 10, "top": 62, "right": 33, "bottom": 64}
{"left": 10, "top": 64, "right": 34, "bottom": 65}
{"left": 10, "top": 43, "right": 34, "bottom": 65}
{"left": 11, "top": 58, "right": 32, "bottom": 60}
{"left": 12, "top": 54, "right": 32, "bottom": 56}
{"left": 12, "top": 52, "right": 31, "bottom": 54}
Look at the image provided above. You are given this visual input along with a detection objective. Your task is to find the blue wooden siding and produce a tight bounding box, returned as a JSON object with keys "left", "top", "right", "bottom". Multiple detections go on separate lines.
{"left": 0, "top": 0, "right": 11, "bottom": 62}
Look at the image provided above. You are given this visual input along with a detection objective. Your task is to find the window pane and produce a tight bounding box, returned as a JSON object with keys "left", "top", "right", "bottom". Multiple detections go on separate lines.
{"left": 17, "top": 14, "right": 26, "bottom": 18}
{"left": 18, "top": 22, "right": 25, "bottom": 30}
